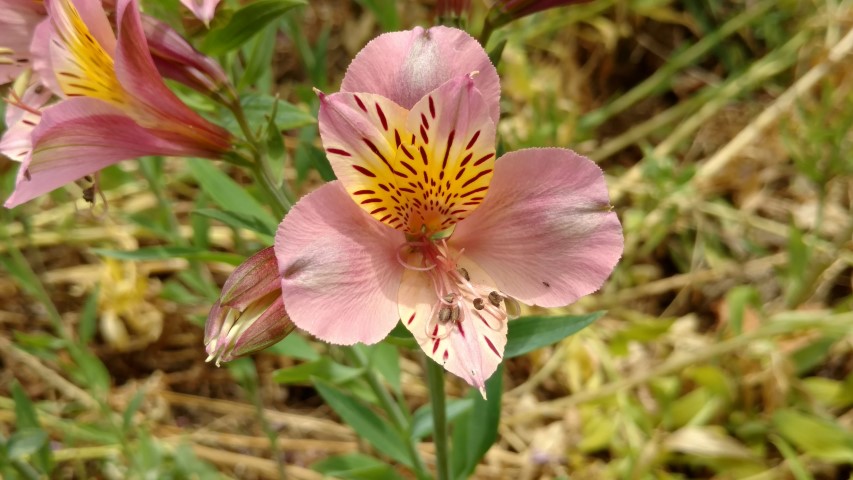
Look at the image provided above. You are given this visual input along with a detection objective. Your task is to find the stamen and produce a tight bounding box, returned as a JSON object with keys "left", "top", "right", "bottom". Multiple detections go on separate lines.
{"left": 458, "top": 267, "right": 470, "bottom": 281}
{"left": 473, "top": 298, "right": 485, "bottom": 310}
{"left": 488, "top": 291, "right": 502, "bottom": 307}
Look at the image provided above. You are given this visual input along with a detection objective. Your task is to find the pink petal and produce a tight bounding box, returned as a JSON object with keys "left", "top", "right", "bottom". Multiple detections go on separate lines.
{"left": 398, "top": 255, "right": 506, "bottom": 390}
{"left": 274, "top": 181, "right": 406, "bottom": 345}
{"left": 29, "top": 19, "right": 60, "bottom": 95}
{"left": 316, "top": 90, "right": 411, "bottom": 229}
{"left": 4, "top": 97, "right": 210, "bottom": 208}
{"left": 141, "top": 14, "right": 228, "bottom": 93}
{"left": 0, "top": 82, "right": 52, "bottom": 162}
{"left": 450, "top": 148, "right": 623, "bottom": 307}
{"left": 179, "top": 0, "right": 220, "bottom": 27}
{"left": 341, "top": 26, "right": 501, "bottom": 124}
{"left": 0, "top": 0, "right": 45, "bottom": 83}
{"left": 113, "top": 0, "right": 230, "bottom": 154}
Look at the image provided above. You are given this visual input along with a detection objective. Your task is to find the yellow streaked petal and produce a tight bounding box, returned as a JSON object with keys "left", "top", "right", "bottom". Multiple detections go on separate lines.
{"left": 49, "top": 0, "right": 127, "bottom": 105}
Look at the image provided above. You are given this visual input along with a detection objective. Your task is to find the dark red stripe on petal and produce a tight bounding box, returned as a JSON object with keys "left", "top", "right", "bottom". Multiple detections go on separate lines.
{"left": 378, "top": 183, "right": 390, "bottom": 192}
{"left": 420, "top": 125, "right": 429, "bottom": 144}
{"left": 461, "top": 185, "right": 488, "bottom": 198}
{"left": 361, "top": 198, "right": 382, "bottom": 204}
{"left": 352, "top": 165, "right": 376, "bottom": 177}
{"left": 432, "top": 338, "right": 440, "bottom": 354}
{"left": 462, "top": 169, "right": 493, "bottom": 188}
{"left": 484, "top": 336, "right": 501, "bottom": 358}
{"left": 419, "top": 146, "right": 429, "bottom": 165}
{"left": 327, "top": 148, "right": 351, "bottom": 157}
{"left": 473, "top": 153, "right": 495, "bottom": 166}
{"left": 460, "top": 152, "right": 473, "bottom": 167}
{"left": 401, "top": 145, "right": 415, "bottom": 160}
{"left": 442, "top": 130, "right": 455, "bottom": 170}
{"left": 394, "top": 130, "right": 401, "bottom": 147}
{"left": 466, "top": 131, "right": 480, "bottom": 150}
{"left": 429, "top": 96, "right": 436, "bottom": 118}
{"left": 408, "top": 312, "right": 416, "bottom": 325}
{"left": 399, "top": 187, "right": 415, "bottom": 194}
{"left": 370, "top": 207, "right": 387, "bottom": 214}
{"left": 362, "top": 138, "right": 387, "bottom": 162}
{"left": 354, "top": 95, "right": 367, "bottom": 112}
{"left": 353, "top": 189, "right": 375, "bottom": 195}
{"left": 399, "top": 160, "right": 417, "bottom": 175}
{"left": 375, "top": 103, "right": 388, "bottom": 130}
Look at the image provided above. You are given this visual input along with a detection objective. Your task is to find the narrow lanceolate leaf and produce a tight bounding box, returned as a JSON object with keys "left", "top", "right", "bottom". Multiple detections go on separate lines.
{"left": 504, "top": 311, "right": 603, "bottom": 358}
{"left": 313, "top": 379, "right": 412, "bottom": 468}
{"left": 201, "top": 0, "right": 306, "bottom": 55}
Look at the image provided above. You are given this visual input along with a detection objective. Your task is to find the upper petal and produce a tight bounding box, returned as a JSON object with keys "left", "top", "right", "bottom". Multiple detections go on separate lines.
{"left": 319, "top": 74, "right": 495, "bottom": 235}
{"left": 450, "top": 148, "right": 623, "bottom": 307}
{"left": 274, "top": 181, "right": 406, "bottom": 345}
{"left": 4, "top": 97, "right": 212, "bottom": 207}
{"left": 341, "top": 26, "right": 501, "bottom": 124}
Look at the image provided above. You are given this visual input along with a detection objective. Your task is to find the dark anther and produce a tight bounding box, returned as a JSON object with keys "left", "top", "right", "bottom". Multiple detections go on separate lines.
{"left": 438, "top": 306, "right": 452, "bottom": 324}
{"left": 442, "top": 293, "right": 457, "bottom": 303}
{"left": 488, "top": 291, "right": 502, "bottom": 307}
{"left": 458, "top": 267, "right": 470, "bottom": 281}
{"left": 473, "top": 298, "right": 485, "bottom": 310}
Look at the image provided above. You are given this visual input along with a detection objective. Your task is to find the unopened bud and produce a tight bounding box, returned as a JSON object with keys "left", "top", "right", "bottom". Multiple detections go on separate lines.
{"left": 204, "top": 247, "right": 294, "bottom": 364}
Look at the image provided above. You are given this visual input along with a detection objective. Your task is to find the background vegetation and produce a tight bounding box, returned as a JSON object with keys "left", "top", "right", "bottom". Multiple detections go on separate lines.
{"left": 1, "top": 0, "right": 851, "bottom": 478}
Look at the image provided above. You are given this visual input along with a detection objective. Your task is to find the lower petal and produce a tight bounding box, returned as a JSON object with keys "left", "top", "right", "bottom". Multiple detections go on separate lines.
{"left": 274, "top": 182, "right": 406, "bottom": 345}
{"left": 398, "top": 252, "right": 507, "bottom": 391}
{"left": 450, "top": 148, "right": 623, "bottom": 308}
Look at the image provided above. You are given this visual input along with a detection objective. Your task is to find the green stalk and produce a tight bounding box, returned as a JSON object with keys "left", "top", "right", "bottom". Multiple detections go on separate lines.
{"left": 226, "top": 100, "right": 292, "bottom": 217}
{"left": 347, "top": 348, "right": 429, "bottom": 479}
{"left": 425, "top": 357, "right": 450, "bottom": 480}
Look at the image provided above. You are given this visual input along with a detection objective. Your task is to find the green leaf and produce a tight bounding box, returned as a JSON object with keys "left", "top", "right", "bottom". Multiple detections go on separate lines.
{"left": 504, "top": 312, "right": 603, "bottom": 358}
{"left": 353, "top": 0, "right": 398, "bottom": 31}
{"left": 201, "top": 0, "right": 306, "bottom": 55}
{"left": 218, "top": 94, "right": 315, "bottom": 145}
{"left": 192, "top": 208, "right": 275, "bottom": 237}
{"left": 265, "top": 334, "right": 320, "bottom": 361}
{"left": 773, "top": 409, "right": 853, "bottom": 463}
{"left": 368, "top": 343, "right": 401, "bottom": 395}
{"left": 411, "top": 398, "right": 473, "bottom": 440}
{"left": 312, "top": 453, "right": 404, "bottom": 480}
{"left": 188, "top": 157, "right": 278, "bottom": 228}
{"left": 78, "top": 286, "right": 100, "bottom": 343}
{"left": 92, "top": 246, "right": 244, "bottom": 265}
{"left": 314, "top": 379, "right": 411, "bottom": 467}
{"left": 7, "top": 429, "right": 48, "bottom": 460}
{"left": 238, "top": 24, "right": 278, "bottom": 90}
{"left": 273, "top": 357, "right": 363, "bottom": 385}
{"left": 451, "top": 365, "right": 503, "bottom": 479}
{"left": 65, "top": 345, "right": 110, "bottom": 394}
{"left": 11, "top": 382, "right": 53, "bottom": 472}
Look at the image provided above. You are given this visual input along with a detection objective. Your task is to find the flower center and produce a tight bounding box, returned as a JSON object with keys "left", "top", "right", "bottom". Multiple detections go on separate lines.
{"left": 399, "top": 238, "right": 510, "bottom": 356}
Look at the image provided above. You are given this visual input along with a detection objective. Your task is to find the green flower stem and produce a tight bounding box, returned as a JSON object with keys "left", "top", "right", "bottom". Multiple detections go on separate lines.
{"left": 425, "top": 357, "right": 450, "bottom": 480}
{"left": 348, "top": 347, "right": 429, "bottom": 479}
{"left": 227, "top": 99, "right": 292, "bottom": 217}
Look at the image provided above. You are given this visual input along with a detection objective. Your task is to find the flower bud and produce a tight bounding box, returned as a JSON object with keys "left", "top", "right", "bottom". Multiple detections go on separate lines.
{"left": 141, "top": 15, "right": 230, "bottom": 95}
{"left": 489, "top": 0, "right": 594, "bottom": 22}
{"left": 205, "top": 247, "right": 294, "bottom": 364}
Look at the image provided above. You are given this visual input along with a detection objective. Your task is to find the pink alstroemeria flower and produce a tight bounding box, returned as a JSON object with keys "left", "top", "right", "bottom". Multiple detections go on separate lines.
{"left": 3, "top": 0, "right": 231, "bottom": 208}
{"left": 0, "top": 0, "right": 45, "bottom": 84}
{"left": 275, "top": 27, "right": 622, "bottom": 392}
